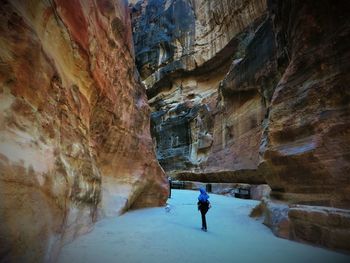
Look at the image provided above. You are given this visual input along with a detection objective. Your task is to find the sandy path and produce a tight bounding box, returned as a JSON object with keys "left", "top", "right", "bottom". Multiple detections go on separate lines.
{"left": 58, "top": 190, "right": 349, "bottom": 263}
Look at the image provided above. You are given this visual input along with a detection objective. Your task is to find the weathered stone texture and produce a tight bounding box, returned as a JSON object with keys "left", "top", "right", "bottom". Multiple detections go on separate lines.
{"left": 289, "top": 205, "right": 350, "bottom": 252}
{"left": 134, "top": 0, "right": 350, "bottom": 207}
{"left": 0, "top": 0, "right": 168, "bottom": 262}
{"left": 132, "top": 0, "right": 269, "bottom": 175}
{"left": 247, "top": 1, "right": 350, "bottom": 250}
{"left": 132, "top": 0, "right": 267, "bottom": 82}
{"left": 133, "top": 0, "right": 350, "bottom": 252}
{"left": 251, "top": 201, "right": 350, "bottom": 252}
{"left": 261, "top": 199, "right": 290, "bottom": 239}
{"left": 259, "top": 0, "right": 350, "bottom": 208}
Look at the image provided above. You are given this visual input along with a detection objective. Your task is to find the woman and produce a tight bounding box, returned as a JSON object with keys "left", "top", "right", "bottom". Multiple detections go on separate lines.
{"left": 197, "top": 187, "right": 211, "bottom": 232}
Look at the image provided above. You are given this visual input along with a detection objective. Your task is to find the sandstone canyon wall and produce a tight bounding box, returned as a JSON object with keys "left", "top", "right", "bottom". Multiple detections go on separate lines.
{"left": 132, "top": 0, "right": 350, "bottom": 251}
{"left": 0, "top": 0, "right": 168, "bottom": 262}
{"left": 132, "top": 0, "right": 268, "bottom": 181}
{"left": 260, "top": 0, "right": 350, "bottom": 208}
{"left": 259, "top": 0, "right": 350, "bottom": 251}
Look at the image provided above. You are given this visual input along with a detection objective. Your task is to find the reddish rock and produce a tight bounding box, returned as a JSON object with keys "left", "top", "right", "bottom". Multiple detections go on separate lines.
{"left": 289, "top": 205, "right": 350, "bottom": 252}
{"left": 0, "top": 0, "right": 167, "bottom": 262}
{"left": 259, "top": 0, "right": 350, "bottom": 208}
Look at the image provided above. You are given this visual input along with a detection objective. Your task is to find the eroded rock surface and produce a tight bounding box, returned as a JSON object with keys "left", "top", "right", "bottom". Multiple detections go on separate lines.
{"left": 132, "top": 0, "right": 267, "bottom": 84}
{"left": 133, "top": 0, "right": 350, "bottom": 204}
{"left": 132, "top": 0, "right": 269, "bottom": 177}
{"left": 0, "top": 0, "right": 168, "bottom": 262}
{"left": 132, "top": 0, "right": 350, "bottom": 252}
{"left": 289, "top": 205, "right": 350, "bottom": 252}
{"left": 259, "top": 0, "right": 350, "bottom": 208}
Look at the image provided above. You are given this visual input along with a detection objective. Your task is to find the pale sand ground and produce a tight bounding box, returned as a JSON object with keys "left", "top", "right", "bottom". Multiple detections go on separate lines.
{"left": 58, "top": 190, "right": 350, "bottom": 263}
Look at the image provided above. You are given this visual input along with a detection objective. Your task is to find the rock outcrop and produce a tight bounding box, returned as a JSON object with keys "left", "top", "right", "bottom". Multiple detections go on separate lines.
{"left": 253, "top": 0, "right": 350, "bottom": 251}
{"left": 132, "top": 0, "right": 269, "bottom": 179}
{"left": 0, "top": 0, "right": 168, "bottom": 262}
{"left": 289, "top": 205, "right": 350, "bottom": 252}
{"left": 259, "top": 0, "right": 350, "bottom": 209}
{"left": 132, "top": 0, "right": 350, "bottom": 252}
{"left": 132, "top": 0, "right": 350, "bottom": 204}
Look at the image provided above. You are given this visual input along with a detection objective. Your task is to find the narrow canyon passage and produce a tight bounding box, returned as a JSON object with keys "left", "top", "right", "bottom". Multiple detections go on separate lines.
{"left": 58, "top": 190, "right": 349, "bottom": 263}
{"left": 1, "top": 0, "right": 349, "bottom": 262}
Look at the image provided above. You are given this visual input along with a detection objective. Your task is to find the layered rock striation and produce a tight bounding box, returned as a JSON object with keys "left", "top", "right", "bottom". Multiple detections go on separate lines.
{"left": 254, "top": 0, "right": 350, "bottom": 250}
{"left": 132, "top": 0, "right": 269, "bottom": 180}
{"left": 132, "top": 0, "right": 350, "bottom": 251}
{"left": 132, "top": 0, "right": 350, "bottom": 205}
{"left": 260, "top": 0, "right": 350, "bottom": 208}
{"left": 0, "top": 0, "right": 168, "bottom": 262}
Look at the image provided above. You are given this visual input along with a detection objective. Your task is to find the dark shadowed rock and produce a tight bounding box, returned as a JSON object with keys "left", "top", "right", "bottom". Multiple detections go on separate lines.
{"left": 259, "top": 0, "right": 350, "bottom": 208}
{"left": 132, "top": 0, "right": 269, "bottom": 176}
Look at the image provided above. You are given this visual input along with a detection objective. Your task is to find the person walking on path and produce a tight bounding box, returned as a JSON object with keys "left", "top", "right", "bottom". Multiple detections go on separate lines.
{"left": 197, "top": 187, "right": 211, "bottom": 232}
{"left": 168, "top": 177, "right": 172, "bottom": 198}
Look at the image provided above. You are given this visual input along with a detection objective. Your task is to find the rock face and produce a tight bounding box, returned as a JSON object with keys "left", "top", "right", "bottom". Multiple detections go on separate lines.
{"left": 255, "top": 0, "right": 350, "bottom": 250}
{"left": 289, "top": 205, "right": 350, "bottom": 252}
{"left": 132, "top": 0, "right": 350, "bottom": 203}
{"left": 259, "top": 0, "right": 350, "bottom": 208}
{"left": 132, "top": 0, "right": 269, "bottom": 178}
{"left": 251, "top": 201, "right": 350, "bottom": 252}
{"left": 258, "top": 199, "right": 290, "bottom": 239}
{"left": 133, "top": 0, "right": 267, "bottom": 82}
{"left": 0, "top": 0, "right": 168, "bottom": 262}
{"left": 132, "top": 0, "right": 350, "bottom": 251}
{"left": 211, "top": 16, "right": 277, "bottom": 173}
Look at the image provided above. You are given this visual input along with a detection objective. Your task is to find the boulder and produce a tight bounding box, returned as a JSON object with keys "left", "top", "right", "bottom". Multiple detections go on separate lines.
{"left": 251, "top": 199, "right": 290, "bottom": 239}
